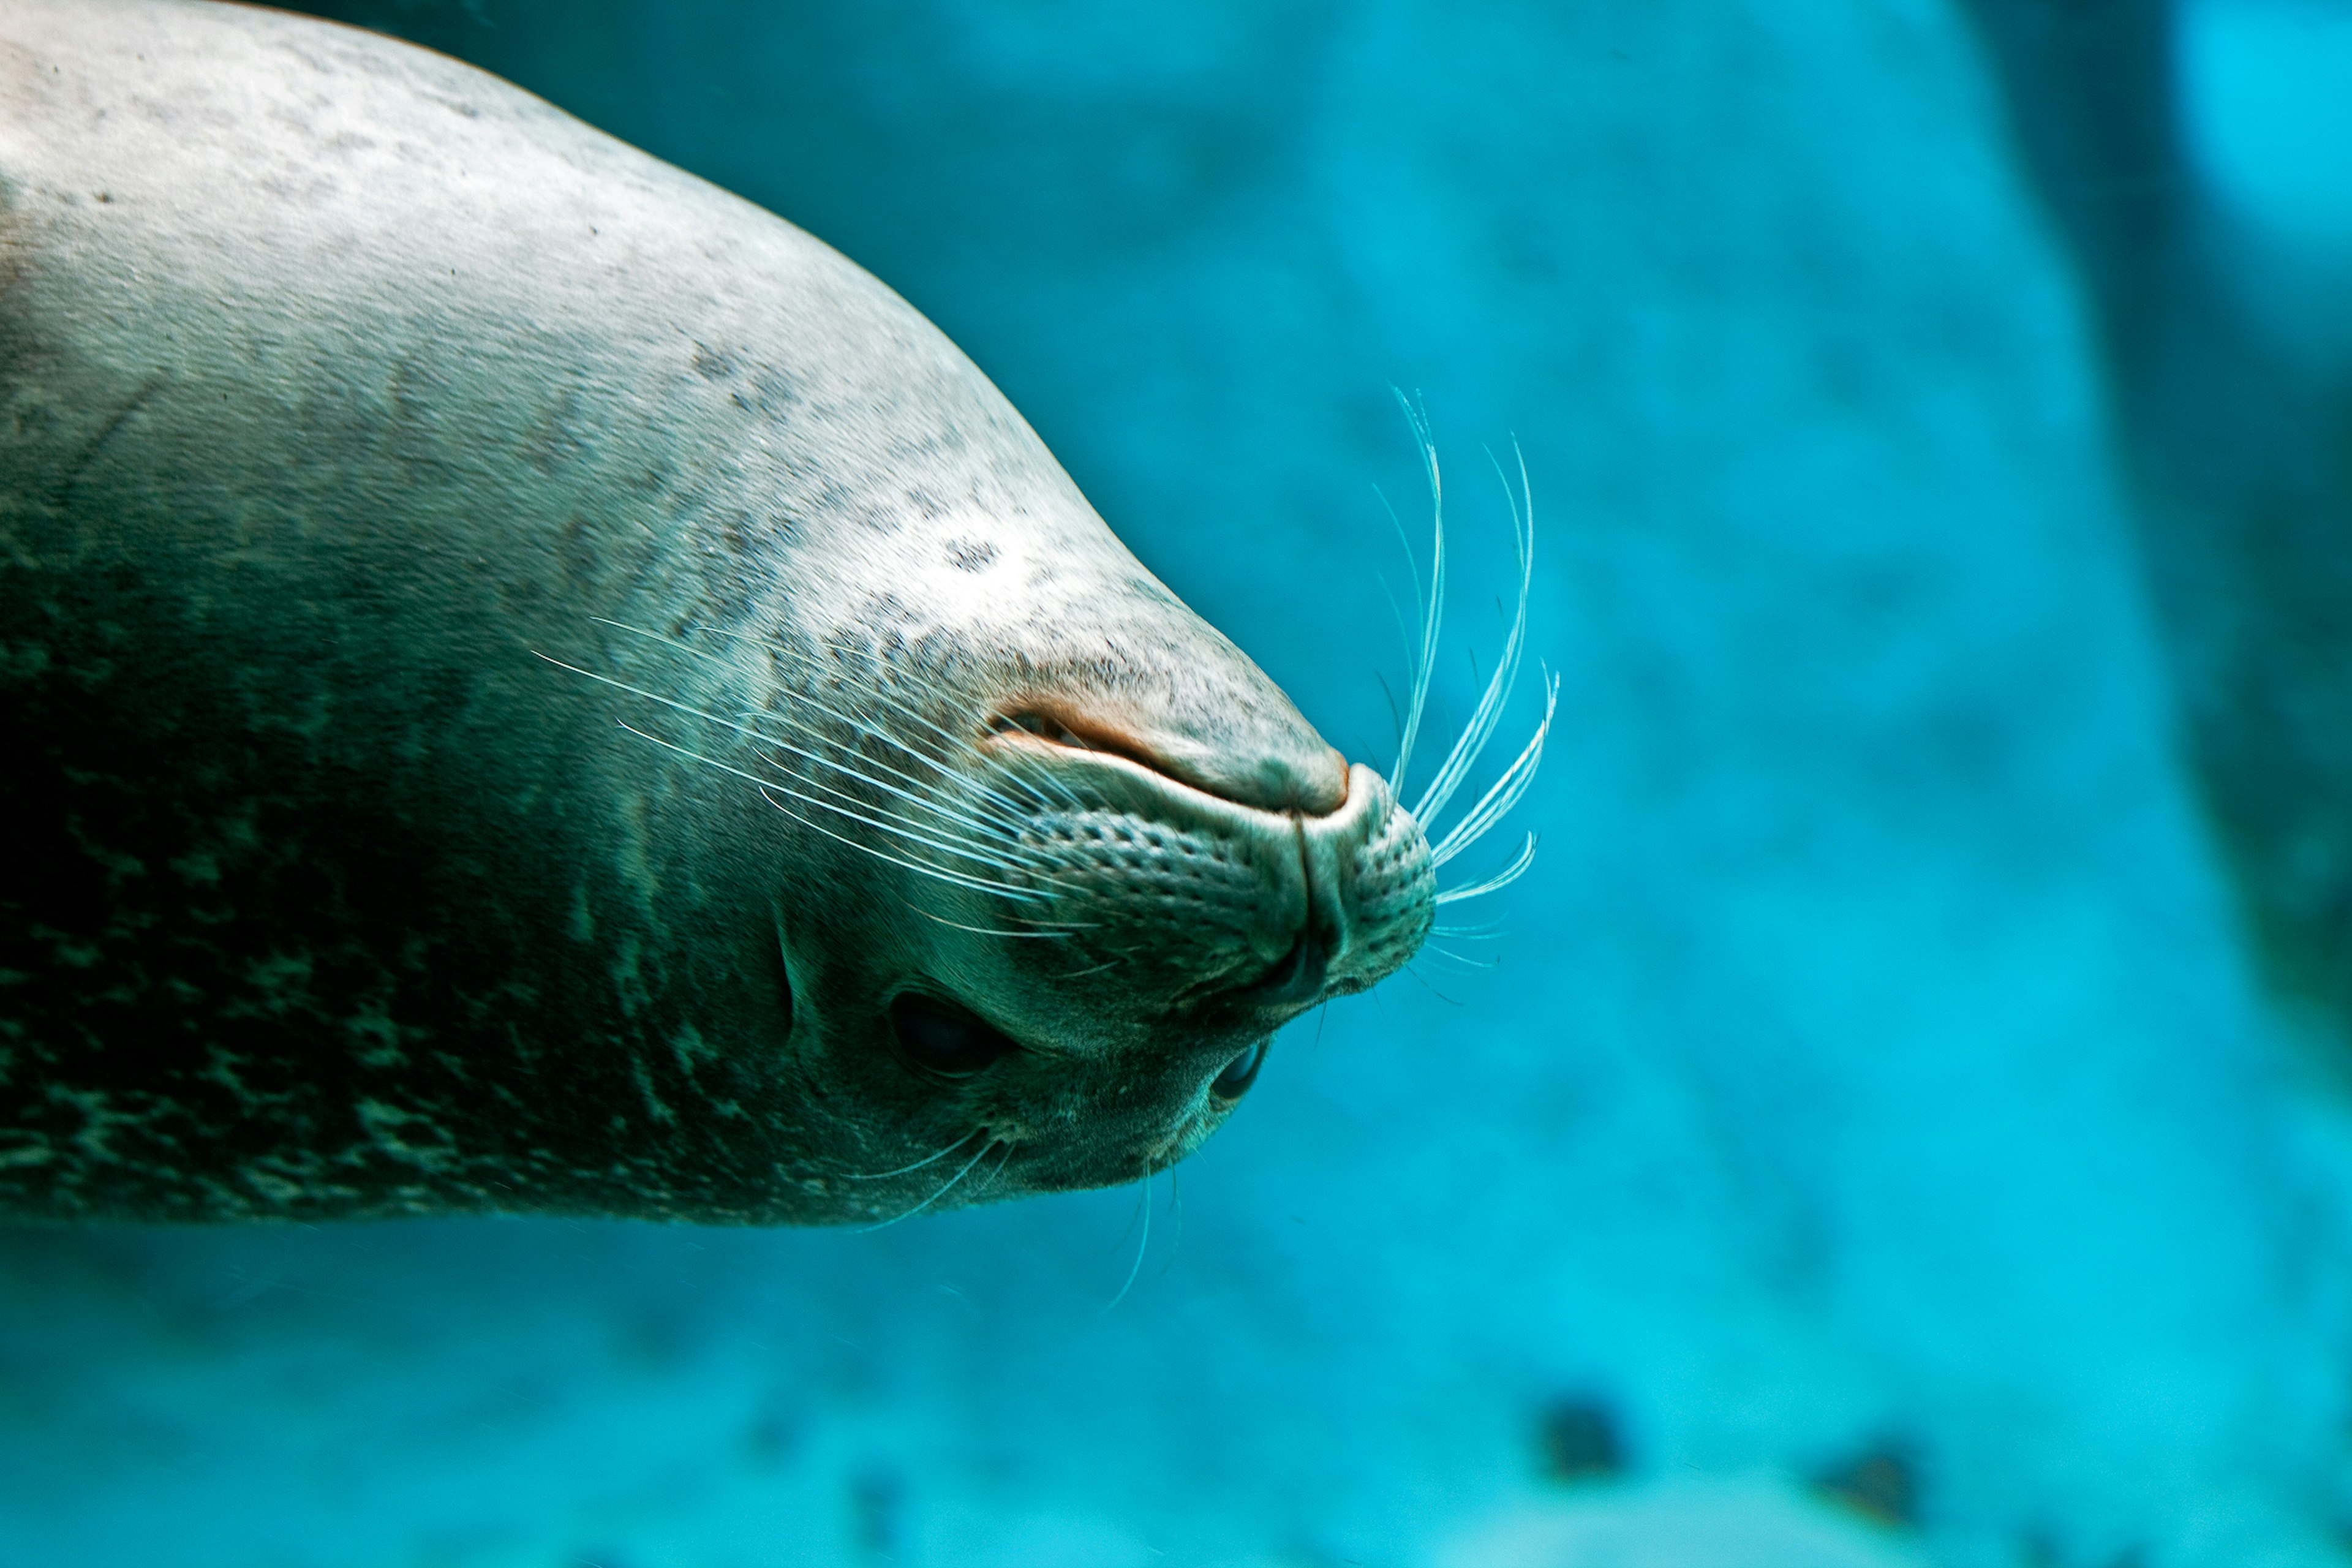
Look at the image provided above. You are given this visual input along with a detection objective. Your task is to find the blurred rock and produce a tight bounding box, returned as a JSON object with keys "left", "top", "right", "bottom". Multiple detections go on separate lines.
{"left": 1812, "top": 1440, "right": 1919, "bottom": 1529}
{"left": 1439, "top": 1477, "right": 1928, "bottom": 1568}
{"left": 1537, "top": 1396, "right": 1626, "bottom": 1483}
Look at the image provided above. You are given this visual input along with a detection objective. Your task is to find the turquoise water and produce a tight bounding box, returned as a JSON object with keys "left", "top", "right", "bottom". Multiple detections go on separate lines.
{"left": 8, "top": 1, "right": 2352, "bottom": 1563}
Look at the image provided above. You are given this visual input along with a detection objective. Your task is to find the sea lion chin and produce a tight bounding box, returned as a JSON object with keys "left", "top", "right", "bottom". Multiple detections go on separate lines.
{"left": 0, "top": 0, "right": 1548, "bottom": 1224}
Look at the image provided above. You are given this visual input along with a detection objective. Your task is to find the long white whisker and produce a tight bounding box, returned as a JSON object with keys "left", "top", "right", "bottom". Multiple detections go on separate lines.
{"left": 973, "top": 1141, "right": 1019, "bottom": 1196}
{"left": 907, "top": 905, "right": 1084, "bottom": 939}
{"left": 760, "top": 679, "right": 1039, "bottom": 833}
{"left": 1158, "top": 1168, "right": 1185, "bottom": 1280}
{"left": 753, "top": 748, "right": 1042, "bottom": 877}
{"left": 1434, "top": 832, "right": 1539, "bottom": 906}
{"left": 970, "top": 733, "right": 1091, "bottom": 814}
{"left": 1428, "top": 668, "right": 1558, "bottom": 867}
{"left": 782, "top": 731, "right": 1031, "bottom": 842}
{"left": 1102, "top": 1166, "right": 1153, "bottom": 1313}
{"left": 856, "top": 1139, "right": 1000, "bottom": 1231}
{"left": 589, "top": 707, "right": 1042, "bottom": 886}
{"left": 752, "top": 782, "right": 1051, "bottom": 903}
{"left": 547, "top": 645, "right": 1030, "bottom": 843}
{"left": 1411, "top": 441, "right": 1534, "bottom": 828}
{"left": 739, "top": 632, "right": 1026, "bottom": 785}
{"left": 601, "top": 617, "right": 1045, "bottom": 831}
{"left": 739, "top": 757, "right": 1044, "bottom": 881}
{"left": 1389, "top": 389, "right": 1446, "bottom": 794}
{"left": 600, "top": 717, "right": 1042, "bottom": 901}
{"left": 1371, "top": 503, "right": 1426, "bottom": 763}
{"left": 844, "top": 1129, "right": 987, "bottom": 1182}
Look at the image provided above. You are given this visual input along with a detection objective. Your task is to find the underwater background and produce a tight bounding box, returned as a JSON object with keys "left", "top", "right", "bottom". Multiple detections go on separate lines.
{"left": 9, "top": 0, "right": 2352, "bottom": 1562}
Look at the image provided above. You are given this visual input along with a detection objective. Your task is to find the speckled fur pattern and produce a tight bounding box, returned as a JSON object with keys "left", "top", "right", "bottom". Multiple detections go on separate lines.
{"left": 0, "top": 0, "right": 1439, "bottom": 1223}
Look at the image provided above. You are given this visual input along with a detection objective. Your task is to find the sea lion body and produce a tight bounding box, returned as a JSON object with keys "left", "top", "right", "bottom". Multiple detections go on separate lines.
{"left": 0, "top": 0, "right": 1444, "bottom": 1223}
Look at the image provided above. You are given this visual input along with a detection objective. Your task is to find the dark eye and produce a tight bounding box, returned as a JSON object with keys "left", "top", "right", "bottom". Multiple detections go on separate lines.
{"left": 1210, "top": 1039, "right": 1268, "bottom": 1102}
{"left": 889, "top": 993, "right": 1019, "bottom": 1078}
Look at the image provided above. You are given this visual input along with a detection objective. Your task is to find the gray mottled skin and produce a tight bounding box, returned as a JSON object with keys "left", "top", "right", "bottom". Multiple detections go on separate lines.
{"left": 0, "top": 0, "right": 1434, "bottom": 1223}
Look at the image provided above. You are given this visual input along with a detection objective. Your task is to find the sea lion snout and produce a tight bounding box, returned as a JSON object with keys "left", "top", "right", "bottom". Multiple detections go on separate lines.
{"left": 1298, "top": 764, "right": 1436, "bottom": 1001}
{"left": 986, "top": 738, "right": 1431, "bottom": 1019}
{"left": 1222, "top": 764, "right": 1434, "bottom": 1016}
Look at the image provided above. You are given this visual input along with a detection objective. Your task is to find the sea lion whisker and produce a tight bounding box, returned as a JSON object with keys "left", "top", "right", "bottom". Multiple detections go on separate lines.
{"left": 750, "top": 738, "right": 1013, "bottom": 839}
{"left": 743, "top": 636, "right": 1046, "bottom": 807}
{"left": 545, "top": 651, "right": 1030, "bottom": 845}
{"left": 1428, "top": 667, "right": 1559, "bottom": 866}
{"left": 752, "top": 783, "right": 1055, "bottom": 903}
{"left": 717, "top": 653, "right": 1005, "bottom": 801}
{"left": 623, "top": 622, "right": 1040, "bottom": 832}
{"left": 758, "top": 683, "right": 1041, "bottom": 833}
{"left": 1409, "top": 441, "right": 1534, "bottom": 829}
{"left": 752, "top": 752, "right": 1039, "bottom": 876}
{"left": 545, "top": 650, "right": 964, "bottom": 818}
{"left": 665, "top": 728, "right": 1047, "bottom": 882}
{"left": 728, "top": 750, "right": 1044, "bottom": 882}
{"left": 1433, "top": 832, "right": 1539, "bottom": 906}
{"left": 974, "top": 1141, "right": 1019, "bottom": 1195}
{"left": 843, "top": 1128, "right": 987, "bottom": 1182}
{"left": 907, "top": 906, "right": 1079, "bottom": 940}
{"left": 1387, "top": 388, "right": 1447, "bottom": 795}
{"left": 1371, "top": 510, "right": 1425, "bottom": 695}
{"left": 981, "top": 725, "right": 1108, "bottom": 813}
{"left": 854, "top": 1137, "right": 1001, "bottom": 1231}
{"left": 1101, "top": 1165, "right": 1153, "bottom": 1313}
{"left": 1156, "top": 1169, "right": 1185, "bottom": 1280}
{"left": 752, "top": 706, "right": 1032, "bottom": 832}
{"left": 600, "top": 718, "right": 1040, "bottom": 898}
{"left": 1399, "top": 963, "right": 1468, "bottom": 1006}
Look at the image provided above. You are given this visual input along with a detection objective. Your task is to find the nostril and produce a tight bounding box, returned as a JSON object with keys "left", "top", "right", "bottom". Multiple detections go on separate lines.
{"left": 992, "top": 711, "right": 1096, "bottom": 750}
{"left": 984, "top": 706, "right": 1346, "bottom": 816}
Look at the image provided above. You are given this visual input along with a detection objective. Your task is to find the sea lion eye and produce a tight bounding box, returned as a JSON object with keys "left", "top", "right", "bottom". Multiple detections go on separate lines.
{"left": 1210, "top": 1039, "right": 1268, "bottom": 1102}
{"left": 889, "top": 993, "right": 1019, "bottom": 1078}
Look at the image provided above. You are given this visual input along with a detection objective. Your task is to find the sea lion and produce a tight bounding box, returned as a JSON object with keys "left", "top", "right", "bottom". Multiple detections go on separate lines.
{"left": 0, "top": 0, "right": 1548, "bottom": 1223}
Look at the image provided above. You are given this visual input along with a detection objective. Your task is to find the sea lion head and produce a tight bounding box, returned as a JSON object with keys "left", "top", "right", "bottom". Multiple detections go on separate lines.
{"left": 565, "top": 395, "right": 1548, "bottom": 1223}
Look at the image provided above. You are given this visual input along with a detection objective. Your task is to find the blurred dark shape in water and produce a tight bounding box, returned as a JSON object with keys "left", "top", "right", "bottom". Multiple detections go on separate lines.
{"left": 1960, "top": 0, "right": 2352, "bottom": 1058}
{"left": 1812, "top": 1437, "right": 1920, "bottom": 1529}
{"left": 1534, "top": 1393, "right": 1625, "bottom": 1482}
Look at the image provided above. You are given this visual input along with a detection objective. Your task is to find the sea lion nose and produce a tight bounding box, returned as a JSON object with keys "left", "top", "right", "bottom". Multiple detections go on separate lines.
{"left": 1298, "top": 764, "right": 1434, "bottom": 997}
{"left": 1227, "top": 764, "right": 1432, "bottom": 1010}
{"left": 1196, "top": 739, "right": 1349, "bottom": 816}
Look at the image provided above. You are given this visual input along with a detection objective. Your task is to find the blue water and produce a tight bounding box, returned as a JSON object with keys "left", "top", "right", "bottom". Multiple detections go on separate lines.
{"left": 8, "top": 1, "right": 2352, "bottom": 1563}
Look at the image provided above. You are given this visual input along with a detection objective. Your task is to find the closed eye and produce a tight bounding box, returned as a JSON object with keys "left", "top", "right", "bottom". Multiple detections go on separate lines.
{"left": 889, "top": 992, "right": 1020, "bottom": 1079}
